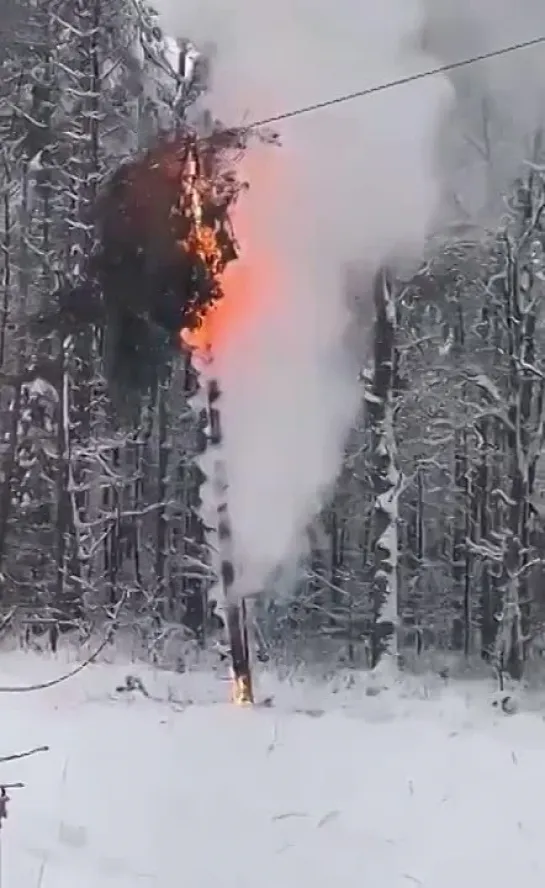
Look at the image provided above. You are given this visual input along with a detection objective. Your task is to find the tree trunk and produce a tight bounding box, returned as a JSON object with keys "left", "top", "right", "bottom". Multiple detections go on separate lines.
{"left": 366, "top": 268, "right": 401, "bottom": 669}
{"left": 155, "top": 371, "right": 170, "bottom": 615}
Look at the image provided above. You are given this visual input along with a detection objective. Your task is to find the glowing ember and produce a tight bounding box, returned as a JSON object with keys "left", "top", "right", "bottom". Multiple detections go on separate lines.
{"left": 231, "top": 672, "right": 253, "bottom": 705}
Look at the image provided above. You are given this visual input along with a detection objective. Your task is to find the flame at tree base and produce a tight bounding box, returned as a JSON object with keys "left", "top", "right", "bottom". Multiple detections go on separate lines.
{"left": 231, "top": 671, "right": 253, "bottom": 705}
{"left": 226, "top": 600, "right": 254, "bottom": 705}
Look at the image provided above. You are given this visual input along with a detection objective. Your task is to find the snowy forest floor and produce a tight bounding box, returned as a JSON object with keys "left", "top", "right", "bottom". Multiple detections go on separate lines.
{"left": 1, "top": 647, "right": 545, "bottom": 887}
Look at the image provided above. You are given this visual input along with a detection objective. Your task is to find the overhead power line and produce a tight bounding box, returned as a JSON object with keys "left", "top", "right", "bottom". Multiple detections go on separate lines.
{"left": 247, "top": 34, "right": 545, "bottom": 129}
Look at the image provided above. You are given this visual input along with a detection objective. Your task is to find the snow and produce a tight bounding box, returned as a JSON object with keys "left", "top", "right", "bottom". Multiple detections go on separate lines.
{"left": 2, "top": 649, "right": 545, "bottom": 887}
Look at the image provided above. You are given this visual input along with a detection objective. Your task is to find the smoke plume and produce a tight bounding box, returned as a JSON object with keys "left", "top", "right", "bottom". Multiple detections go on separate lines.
{"left": 154, "top": 0, "right": 454, "bottom": 596}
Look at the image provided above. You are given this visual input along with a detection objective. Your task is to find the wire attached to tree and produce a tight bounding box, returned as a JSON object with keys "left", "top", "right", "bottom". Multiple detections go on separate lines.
{"left": 244, "top": 33, "right": 545, "bottom": 130}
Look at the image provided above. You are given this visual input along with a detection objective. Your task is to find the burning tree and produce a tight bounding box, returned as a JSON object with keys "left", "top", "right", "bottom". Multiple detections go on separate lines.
{"left": 33, "top": 122, "right": 260, "bottom": 701}
{"left": 34, "top": 130, "right": 240, "bottom": 392}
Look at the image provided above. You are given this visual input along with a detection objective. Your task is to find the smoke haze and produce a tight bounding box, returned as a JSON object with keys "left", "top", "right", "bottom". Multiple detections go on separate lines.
{"left": 424, "top": 0, "right": 545, "bottom": 225}
{"left": 154, "top": 0, "right": 455, "bottom": 595}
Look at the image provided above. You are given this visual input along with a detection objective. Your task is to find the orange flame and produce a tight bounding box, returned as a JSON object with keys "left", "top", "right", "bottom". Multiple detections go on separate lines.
{"left": 180, "top": 148, "right": 280, "bottom": 359}
{"left": 177, "top": 143, "right": 227, "bottom": 353}
{"left": 231, "top": 671, "right": 253, "bottom": 705}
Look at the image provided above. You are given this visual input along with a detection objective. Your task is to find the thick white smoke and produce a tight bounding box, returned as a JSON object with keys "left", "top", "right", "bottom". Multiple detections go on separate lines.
{"left": 425, "top": 0, "right": 545, "bottom": 225}
{"left": 154, "top": 0, "right": 454, "bottom": 596}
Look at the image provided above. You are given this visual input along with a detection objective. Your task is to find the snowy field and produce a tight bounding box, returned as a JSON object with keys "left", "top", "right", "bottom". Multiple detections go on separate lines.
{"left": 1, "top": 650, "right": 545, "bottom": 887}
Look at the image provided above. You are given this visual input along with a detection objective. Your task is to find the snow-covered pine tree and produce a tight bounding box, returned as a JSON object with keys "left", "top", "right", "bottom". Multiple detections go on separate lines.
{"left": 0, "top": 0, "right": 203, "bottom": 633}
{"left": 366, "top": 267, "right": 401, "bottom": 669}
{"left": 488, "top": 170, "right": 545, "bottom": 679}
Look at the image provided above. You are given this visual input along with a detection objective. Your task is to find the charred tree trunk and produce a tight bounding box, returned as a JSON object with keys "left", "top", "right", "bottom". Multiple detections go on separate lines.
{"left": 205, "top": 373, "right": 253, "bottom": 702}
{"left": 176, "top": 354, "right": 207, "bottom": 636}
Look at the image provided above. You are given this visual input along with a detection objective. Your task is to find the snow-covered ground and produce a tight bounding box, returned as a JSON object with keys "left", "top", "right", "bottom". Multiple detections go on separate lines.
{"left": 1, "top": 649, "right": 545, "bottom": 887}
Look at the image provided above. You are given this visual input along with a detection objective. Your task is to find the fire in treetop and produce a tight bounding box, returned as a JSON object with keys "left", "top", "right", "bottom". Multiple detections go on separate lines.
{"left": 177, "top": 138, "right": 231, "bottom": 353}
{"left": 94, "top": 128, "right": 242, "bottom": 347}
{"left": 34, "top": 124, "right": 251, "bottom": 395}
